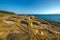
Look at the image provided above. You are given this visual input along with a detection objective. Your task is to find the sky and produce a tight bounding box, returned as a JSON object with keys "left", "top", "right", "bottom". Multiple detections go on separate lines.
{"left": 0, "top": 0, "right": 60, "bottom": 14}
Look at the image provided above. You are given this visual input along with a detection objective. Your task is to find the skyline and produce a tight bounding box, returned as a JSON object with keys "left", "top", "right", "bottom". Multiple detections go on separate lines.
{"left": 0, "top": 0, "right": 60, "bottom": 14}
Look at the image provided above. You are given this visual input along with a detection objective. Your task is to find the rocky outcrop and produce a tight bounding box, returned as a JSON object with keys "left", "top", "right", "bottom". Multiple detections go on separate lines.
{"left": 0, "top": 11, "right": 60, "bottom": 40}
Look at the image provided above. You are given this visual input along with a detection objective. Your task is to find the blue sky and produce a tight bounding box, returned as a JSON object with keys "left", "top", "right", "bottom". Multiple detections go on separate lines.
{"left": 0, "top": 0, "right": 60, "bottom": 14}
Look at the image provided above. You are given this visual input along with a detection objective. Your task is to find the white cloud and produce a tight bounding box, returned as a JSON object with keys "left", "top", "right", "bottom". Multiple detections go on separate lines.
{"left": 43, "top": 10, "right": 60, "bottom": 14}
{"left": 31, "top": 9, "right": 60, "bottom": 14}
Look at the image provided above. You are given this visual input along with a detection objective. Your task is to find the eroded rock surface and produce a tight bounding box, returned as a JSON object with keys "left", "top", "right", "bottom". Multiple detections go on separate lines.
{"left": 0, "top": 13, "right": 60, "bottom": 40}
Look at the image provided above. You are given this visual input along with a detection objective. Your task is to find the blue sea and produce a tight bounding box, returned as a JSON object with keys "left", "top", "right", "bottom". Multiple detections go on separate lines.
{"left": 29, "top": 14, "right": 60, "bottom": 22}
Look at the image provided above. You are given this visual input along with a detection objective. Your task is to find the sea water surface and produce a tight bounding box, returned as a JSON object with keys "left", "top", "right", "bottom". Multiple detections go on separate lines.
{"left": 29, "top": 14, "right": 60, "bottom": 22}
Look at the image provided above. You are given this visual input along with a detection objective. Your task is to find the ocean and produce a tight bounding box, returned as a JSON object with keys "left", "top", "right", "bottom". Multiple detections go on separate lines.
{"left": 29, "top": 14, "right": 60, "bottom": 22}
